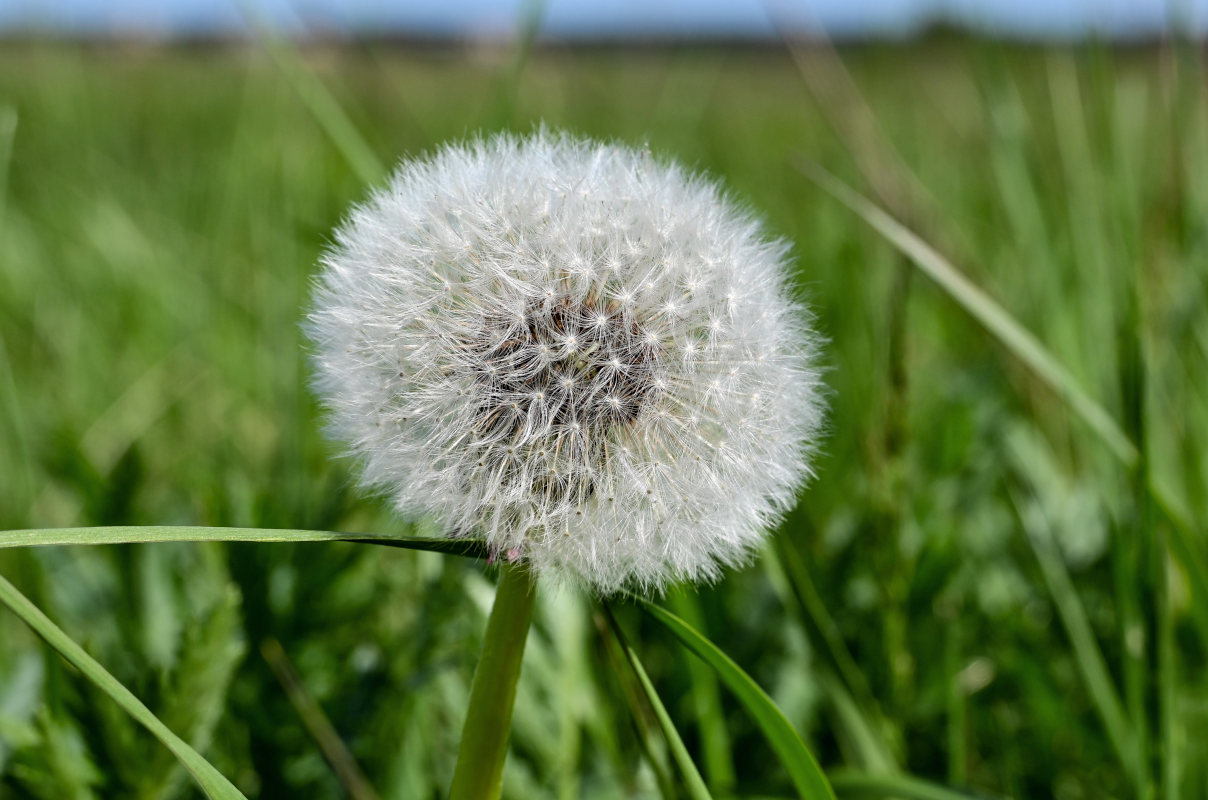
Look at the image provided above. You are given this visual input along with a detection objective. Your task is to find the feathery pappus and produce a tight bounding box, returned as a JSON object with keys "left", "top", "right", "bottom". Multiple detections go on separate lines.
{"left": 307, "top": 130, "right": 824, "bottom": 594}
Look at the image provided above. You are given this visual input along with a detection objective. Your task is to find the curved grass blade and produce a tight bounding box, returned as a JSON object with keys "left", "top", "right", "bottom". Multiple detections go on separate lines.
{"left": 796, "top": 161, "right": 1208, "bottom": 642}
{"left": 594, "top": 610, "right": 680, "bottom": 799}
{"left": 0, "top": 572, "right": 247, "bottom": 800}
{"left": 639, "top": 600, "right": 836, "bottom": 800}
{"left": 796, "top": 159, "right": 1135, "bottom": 464}
{"left": 828, "top": 770, "right": 1005, "bottom": 800}
{"left": 666, "top": 590, "right": 737, "bottom": 793}
{"left": 0, "top": 526, "right": 487, "bottom": 558}
{"left": 821, "top": 673, "right": 896, "bottom": 776}
{"left": 603, "top": 603, "right": 713, "bottom": 800}
{"left": 248, "top": 18, "right": 385, "bottom": 186}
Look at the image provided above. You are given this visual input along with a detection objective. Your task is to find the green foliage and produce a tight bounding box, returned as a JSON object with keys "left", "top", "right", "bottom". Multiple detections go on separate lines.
{"left": 0, "top": 572, "right": 246, "bottom": 799}
{"left": 603, "top": 604, "right": 713, "bottom": 800}
{"left": 1, "top": 36, "right": 1206, "bottom": 799}
{"left": 638, "top": 600, "right": 835, "bottom": 800}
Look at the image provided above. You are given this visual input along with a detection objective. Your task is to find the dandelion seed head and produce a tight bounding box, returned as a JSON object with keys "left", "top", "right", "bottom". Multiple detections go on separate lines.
{"left": 307, "top": 130, "right": 824, "bottom": 595}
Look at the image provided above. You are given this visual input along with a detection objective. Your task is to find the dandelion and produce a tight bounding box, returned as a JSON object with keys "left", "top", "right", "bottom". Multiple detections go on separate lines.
{"left": 307, "top": 129, "right": 823, "bottom": 595}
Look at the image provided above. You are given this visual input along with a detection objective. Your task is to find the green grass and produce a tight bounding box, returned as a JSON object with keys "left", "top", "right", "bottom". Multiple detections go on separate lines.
{"left": 1, "top": 36, "right": 1207, "bottom": 799}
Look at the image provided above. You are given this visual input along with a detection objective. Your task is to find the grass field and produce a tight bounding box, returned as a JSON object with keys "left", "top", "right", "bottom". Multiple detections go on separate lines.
{"left": 1, "top": 36, "right": 1207, "bottom": 799}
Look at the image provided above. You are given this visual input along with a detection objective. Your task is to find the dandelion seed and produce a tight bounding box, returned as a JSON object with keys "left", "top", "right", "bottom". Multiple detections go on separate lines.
{"left": 307, "top": 129, "right": 824, "bottom": 594}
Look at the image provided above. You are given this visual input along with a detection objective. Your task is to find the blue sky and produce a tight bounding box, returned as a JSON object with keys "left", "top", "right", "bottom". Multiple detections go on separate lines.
{"left": 1, "top": 0, "right": 1204, "bottom": 38}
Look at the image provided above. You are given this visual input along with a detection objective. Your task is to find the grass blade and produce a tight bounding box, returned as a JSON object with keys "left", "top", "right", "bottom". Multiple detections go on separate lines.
{"left": 666, "top": 590, "right": 737, "bottom": 794}
{"left": 0, "top": 572, "right": 247, "bottom": 800}
{"left": 1005, "top": 437, "right": 1145, "bottom": 789}
{"left": 603, "top": 603, "right": 713, "bottom": 800}
{"left": 0, "top": 105, "right": 15, "bottom": 224}
{"left": 797, "top": 161, "right": 1208, "bottom": 643}
{"left": 762, "top": 542, "right": 897, "bottom": 773}
{"left": 795, "top": 159, "right": 1135, "bottom": 464}
{"left": 244, "top": 15, "right": 385, "bottom": 186}
{"left": 1150, "top": 487, "right": 1208, "bottom": 643}
{"left": 769, "top": 538, "right": 890, "bottom": 753}
{"left": 594, "top": 610, "right": 680, "bottom": 799}
{"left": 0, "top": 526, "right": 487, "bottom": 557}
{"left": 820, "top": 674, "right": 896, "bottom": 776}
{"left": 828, "top": 770, "right": 1005, "bottom": 800}
{"left": 639, "top": 600, "right": 836, "bottom": 800}
{"left": 485, "top": 0, "right": 547, "bottom": 127}
{"left": 261, "top": 638, "right": 381, "bottom": 800}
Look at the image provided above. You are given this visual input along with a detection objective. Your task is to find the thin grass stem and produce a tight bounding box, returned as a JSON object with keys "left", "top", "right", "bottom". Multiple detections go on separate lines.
{"left": 261, "top": 638, "right": 381, "bottom": 800}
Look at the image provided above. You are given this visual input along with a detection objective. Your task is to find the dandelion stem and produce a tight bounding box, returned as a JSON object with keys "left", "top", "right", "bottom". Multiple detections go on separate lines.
{"left": 449, "top": 562, "right": 537, "bottom": 800}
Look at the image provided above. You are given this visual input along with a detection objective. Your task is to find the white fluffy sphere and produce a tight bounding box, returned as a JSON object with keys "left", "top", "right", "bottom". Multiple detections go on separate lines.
{"left": 307, "top": 130, "right": 824, "bottom": 594}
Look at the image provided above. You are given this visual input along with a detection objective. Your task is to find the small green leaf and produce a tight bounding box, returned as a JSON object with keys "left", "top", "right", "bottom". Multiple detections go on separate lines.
{"left": 828, "top": 770, "right": 1006, "bottom": 800}
{"left": 0, "top": 526, "right": 487, "bottom": 558}
{"left": 603, "top": 603, "right": 714, "bottom": 800}
{"left": 639, "top": 600, "right": 836, "bottom": 800}
{"left": 0, "top": 572, "right": 247, "bottom": 800}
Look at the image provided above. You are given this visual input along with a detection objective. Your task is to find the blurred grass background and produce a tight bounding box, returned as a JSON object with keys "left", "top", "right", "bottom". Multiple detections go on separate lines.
{"left": 1, "top": 34, "right": 1207, "bottom": 799}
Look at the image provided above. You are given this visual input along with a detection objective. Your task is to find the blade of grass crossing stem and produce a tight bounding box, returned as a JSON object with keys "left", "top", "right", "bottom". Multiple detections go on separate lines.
{"left": 603, "top": 603, "right": 713, "bottom": 800}
{"left": 639, "top": 600, "right": 836, "bottom": 800}
{"left": 827, "top": 770, "right": 1006, "bottom": 800}
{"left": 0, "top": 526, "right": 487, "bottom": 558}
{"left": 796, "top": 161, "right": 1208, "bottom": 642}
{"left": 0, "top": 572, "right": 247, "bottom": 800}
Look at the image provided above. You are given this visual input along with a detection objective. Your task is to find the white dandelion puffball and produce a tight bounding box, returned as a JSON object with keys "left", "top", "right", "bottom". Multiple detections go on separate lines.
{"left": 308, "top": 130, "right": 823, "bottom": 594}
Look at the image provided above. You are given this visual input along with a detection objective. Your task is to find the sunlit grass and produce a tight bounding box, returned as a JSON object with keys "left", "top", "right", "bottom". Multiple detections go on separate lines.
{"left": 0, "top": 37, "right": 1205, "bottom": 798}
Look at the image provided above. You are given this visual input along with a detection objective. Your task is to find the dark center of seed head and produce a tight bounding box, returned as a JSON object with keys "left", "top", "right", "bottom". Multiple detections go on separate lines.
{"left": 466, "top": 294, "right": 659, "bottom": 441}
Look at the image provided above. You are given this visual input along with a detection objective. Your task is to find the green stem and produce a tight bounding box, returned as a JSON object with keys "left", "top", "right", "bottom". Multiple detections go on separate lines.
{"left": 449, "top": 563, "right": 538, "bottom": 800}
